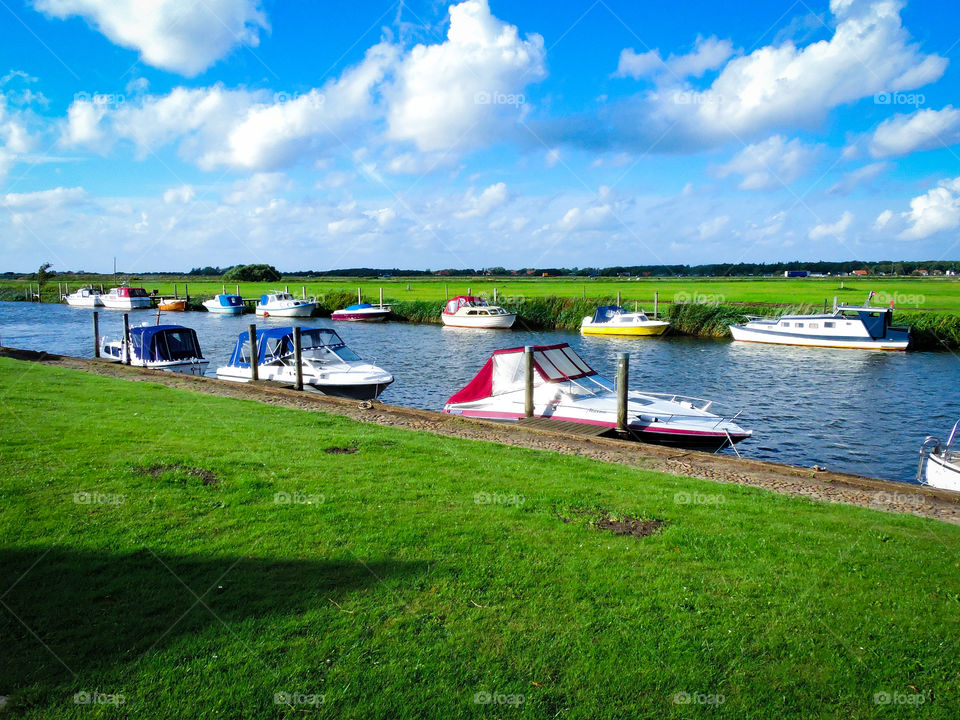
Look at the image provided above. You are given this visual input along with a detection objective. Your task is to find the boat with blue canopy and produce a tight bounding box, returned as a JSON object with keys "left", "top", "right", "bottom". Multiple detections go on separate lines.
{"left": 580, "top": 305, "right": 669, "bottom": 337}
{"left": 203, "top": 294, "right": 245, "bottom": 315}
{"left": 100, "top": 324, "right": 209, "bottom": 376}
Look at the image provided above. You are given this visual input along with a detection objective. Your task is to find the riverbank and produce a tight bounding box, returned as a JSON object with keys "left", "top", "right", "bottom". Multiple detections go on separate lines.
{"left": 2, "top": 349, "right": 959, "bottom": 718}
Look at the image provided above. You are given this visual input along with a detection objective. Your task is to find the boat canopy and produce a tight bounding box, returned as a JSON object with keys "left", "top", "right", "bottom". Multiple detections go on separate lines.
{"left": 444, "top": 296, "right": 487, "bottom": 314}
{"left": 216, "top": 294, "right": 243, "bottom": 307}
{"left": 591, "top": 305, "right": 626, "bottom": 323}
{"left": 129, "top": 325, "right": 203, "bottom": 361}
{"left": 447, "top": 343, "right": 596, "bottom": 404}
{"left": 113, "top": 287, "right": 149, "bottom": 298}
{"left": 227, "top": 327, "right": 345, "bottom": 367}
{"left": 344, "top": 303, "right": 373, "bottom": 310}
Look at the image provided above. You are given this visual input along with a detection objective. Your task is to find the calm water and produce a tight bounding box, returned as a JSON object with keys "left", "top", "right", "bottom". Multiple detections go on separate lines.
{"left": 3, "top": 301, "right": 959, "bottom": 484}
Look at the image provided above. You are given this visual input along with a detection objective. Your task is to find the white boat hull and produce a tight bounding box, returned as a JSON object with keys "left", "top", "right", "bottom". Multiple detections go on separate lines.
{"left": 203, "top": 301, "right": 244, "bottom": 315}
{"left": 101, "top": 297, "right": 152, "bottom": 310}
{"left": 216, "top": 363, "right": 392, "bottom": 399}
{"left": 729, "top": 324, "right": 909, "bottom": 350}
{"left": 65, "top": 295, "right": 102, "bottom": 307}
{"left": 441, "top": 313, "right": 516, "bottom": 329}
{"left": 256, "top": 304, "right": 315, "bottom": 317}
{"left": 924, "top": 452, "right": 960, "bottom": 492}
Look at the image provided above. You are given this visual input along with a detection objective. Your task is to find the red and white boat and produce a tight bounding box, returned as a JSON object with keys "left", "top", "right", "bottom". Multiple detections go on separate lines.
{"left": 443, "top": 344, "right": 752, "bottom": 450}
{"left": 441, "top": 296, "right": 515, "bottom": 329}
{"left": 101, "top": 285, "right": 152, "bottom": 310}
{"left": 331, "top": 303, "right": 392, "bottom": 322}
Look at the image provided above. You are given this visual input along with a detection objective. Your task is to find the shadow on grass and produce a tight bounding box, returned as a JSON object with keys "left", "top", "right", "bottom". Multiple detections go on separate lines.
{"left": 0, "top": 546, "right": 425, "bottom": 702}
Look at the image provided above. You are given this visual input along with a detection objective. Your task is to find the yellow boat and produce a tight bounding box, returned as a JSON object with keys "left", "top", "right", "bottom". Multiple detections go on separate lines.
{"left": 580, "top": 305, "right": 669, "bottom": 337}
{"left": 158, "top": 298, "right": 187, "bottom": 311}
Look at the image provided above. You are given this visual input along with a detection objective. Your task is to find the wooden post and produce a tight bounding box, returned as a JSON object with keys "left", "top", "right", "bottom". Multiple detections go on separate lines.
{"left": 301, "top": 286, "right": 306, "bottom": 299}
{"left": 100, "top": 283, "right": 104, "bottom": 293}
{"left": 122, "top": 313, "right": 131, "bottom": 365}
{"left": 236, "top": 284, "right": 240, "bottom": 296}
{"left": 293, "top": 326, "right": 303, "bottom": 391}
{"left": 616, "top": 290, "right": 621, "bottom": 306}
{"left": 467, "top": 286, "right": 471, "bottom": 296}
{"left": 493, "top": 287, "right": 498, "bottom": 303}
{"left": 93, "top": 312, "right": 100, "bottom": 358}
{"left": 524, "top": 346, "right": 534, "bottom": 418}
{"left": 654, "top": 291, "right": 659, "bottom": 318}
{"left": 379, "top": 287, "right": 383, "bottom": 307}
{"left": 222, "top": 284, "right": 226, "bottom": 294}
{"left": 184, "top": 284, "right": 189, "bottom": 304}
{"left": 285, "top": 285, "right": 289, "bottom": 293}
{"left": 357, "top": 287, "right": 362, "bottom": 304}
{"left": 248, "top": 324, "right": 259, "bottom": 381}
{"left": 174, "top": 283, "right": 178, "bottom": 299}
{"left": 444, "top": 284, "right": 448, "bottom": 300}
{"left": 833, "top": 296, "right": 838, "bottom": 312}
{"left": 616, "top": 353, "right": 629, "bottom": 432}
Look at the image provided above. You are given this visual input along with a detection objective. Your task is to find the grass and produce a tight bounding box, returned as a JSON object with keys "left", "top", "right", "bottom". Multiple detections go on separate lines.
{"left": 1, "top": 357, "right": 959, "bottom": 718}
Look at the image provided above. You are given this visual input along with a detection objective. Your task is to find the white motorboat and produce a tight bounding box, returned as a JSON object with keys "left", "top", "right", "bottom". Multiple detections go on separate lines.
{"left": 332, "top": 303, "right": 392, "bottom": 322}
{"left": 729, "top": 295, "right": 910, "bottom": 350}
{"left": 216, "top": 326, "right": 393, "bottom": 400}
{"left": 580, "top": 305, "right": 669, "bottom": 337}
{"left": 100, "top": 324, "right": 209, "bottom": 376}
{"left": 918, "top": 419, "right": 960, "bottom": 492}
{"left": 101, "top": 285, "right": 152, "bottom": 310}
{"left": 442, "top": 343, "right": 751, "bottom": 450}
{"left": 441, "top": 296, "right": 516, "bottom": 329}
{"left": 203, "top": 294, "right": 245, "bottom": 315}
{"left": 63, "top": 287, "right": 103, "bottom": 307}
{"left": 255, "top": 292, "right": 316, "bottom": 317}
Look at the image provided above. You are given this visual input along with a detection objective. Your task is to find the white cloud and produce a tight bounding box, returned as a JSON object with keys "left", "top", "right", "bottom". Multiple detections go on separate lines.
{"left": 697, "top": 215, "right": 730, "bottom": 239}
{"left": 869, "top": 106, "right": 960, "bottom": 157}
{"left": 328, "top": 217, "right": 369, "bottom": 235}
{"left": 615, "top": 36, "right": 734, "bottom": 80}
{"left": 384, "top": 0, "right": 545, "bottom": 152}
{"left": 828, "top": 161, "right": 891, "bottom": 195}
{"left": 809, "top": 210, "right": 854, "bottom": 240}
{"left": 556, "top": 204, "right": 614, "bottom": 232}
{"left": 1, "top": 186, "right": 87, "bottom": 211}
{"left": 898, "top": 177, "right": 960, "bottom": 240}
{"left": 163, "top": 185, "right": 195, "bottom": 204}
{"left": 455, "top": 182, "right": 508, "bottom": 219}
{"left": 224, "top": 172, "right": 289, "bottom": 205}
{"left": 874, "top": 208, "right": 893, "bottom": 229}
{"left": 0, "top": 97, "right": 35, "bottom": 179}
{"left": 716, "top": 135, "right": 819, "bottom": 190}
{"left": 34, "top": 0, "right": 268, "bottom": 76}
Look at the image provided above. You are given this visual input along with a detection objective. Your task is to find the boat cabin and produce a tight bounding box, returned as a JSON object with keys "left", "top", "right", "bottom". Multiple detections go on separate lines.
{"left": 213, "top": 294, "right": 244, "bottom": 308}
{"left": 227, "top": 327, "right": 357, "bottom": 367}
{"left": 131, "top": 325, "right": 204, "bottom": 362}
{"left": 111, "top": 287, "right": 150, "bottom": 298}
{"left": 443, "top": 296, "right": 509, "bottom": 316}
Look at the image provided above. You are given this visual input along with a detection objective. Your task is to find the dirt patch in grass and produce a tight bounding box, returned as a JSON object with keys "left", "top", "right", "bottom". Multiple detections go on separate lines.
{"left": 557, "top": 507, "right": 664, "bottom": 538}
{"left": 324, "top": 446, "right": 358, "bottom": 454}
{"left": 138, "top": 464, "right": 220, "bottom": 486}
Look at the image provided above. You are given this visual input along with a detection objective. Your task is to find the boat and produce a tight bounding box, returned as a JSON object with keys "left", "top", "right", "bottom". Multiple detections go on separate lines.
{"left": 442, "top": 343, "right": 752, "bottom": 450}
{"left": 63, "top": 287, "right": 103, "bottom": 307}
{"left": 157, "top": 298, "right": 187, "bottom": 311}
{"left": 216, "top": 326, "right": 393, "bottom": 399}
{"left": 255, "top": 292, "right": 316, "bottom": 318}
{"left": 100, "top": 324, "right": 209, "bottom": 376}
{"left": 203, "top": 294, "right": 245, "bottom": 315}
{"left": 101, "top": 285, "right": 152, "bottom": 310}
{"left": 729, "top": 295, "right": 910, "bottom": 350}
{"left": 580, "top": 305, "right": 669, "bottom": 337}
{"left": 331, "top": 303, "right": 392, "bottom": 322}
{"left": 441, "top": 296, "right": 516, "bottom": 329}
{"left": 918, "top": 419, "right": 960, "bottom": 492}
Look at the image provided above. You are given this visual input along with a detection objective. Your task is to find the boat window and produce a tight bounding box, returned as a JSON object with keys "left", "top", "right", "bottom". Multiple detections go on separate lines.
{"left": 161, "top": 330, "right": 200, "bottom": 360}
{"left": 332, "top": 346, "right": 361, "bottom": 362}
{"left": 796, "top": 322, "right": 804, "bottom": 328}
{"left": 824, "top": 321, "right": 835, "bottom": 328}
{"left": 782, "top": 322, "right": 790, "bottom": 327}
{"left": 467, "top": 310, "right": 477, "bottom": 315}
{"left": 808, "top": 323, "right": 819, "bottom": 329}
{"left": 265, "top": 338, "right": 285, "bottom": 358}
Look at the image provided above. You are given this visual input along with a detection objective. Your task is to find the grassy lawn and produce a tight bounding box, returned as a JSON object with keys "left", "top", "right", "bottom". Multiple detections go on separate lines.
{"left": 1, "top": 357, "right": 959, "bottom": 718}
{"left": 13, "top": 274, "right": 960, "bottom": 313}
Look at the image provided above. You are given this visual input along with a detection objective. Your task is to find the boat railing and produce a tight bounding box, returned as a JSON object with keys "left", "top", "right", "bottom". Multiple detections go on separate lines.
{"left": 917, "top": 435, "right": 942, "bottom": 484}
{"left": 946, "top": 418, "right": 960, "bottom": 450}
{"left": 633, "top": 391, "right": 714, "bottom": 412}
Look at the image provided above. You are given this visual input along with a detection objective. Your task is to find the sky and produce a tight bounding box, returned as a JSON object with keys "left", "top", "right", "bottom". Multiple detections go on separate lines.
{"left": 0, "top": 0, "right": 959, "bottom": 273}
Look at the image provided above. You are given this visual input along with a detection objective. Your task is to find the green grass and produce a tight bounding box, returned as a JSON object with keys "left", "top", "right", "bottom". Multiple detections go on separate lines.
{"left": 1, "top": 358, "right": 959, "bottom": 718}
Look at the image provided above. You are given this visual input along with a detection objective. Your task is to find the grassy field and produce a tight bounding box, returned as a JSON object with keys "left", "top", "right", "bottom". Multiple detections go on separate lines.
{"left": 1, "top": 357, "right": 959, "bottom": 718}
{"left": 9, "top": 274, "right": 960, "bottom": 312}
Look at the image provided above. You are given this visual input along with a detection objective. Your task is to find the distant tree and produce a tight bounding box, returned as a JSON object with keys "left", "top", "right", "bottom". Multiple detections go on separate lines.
{"left": 222, "top": 264, "right": 282, "bottom": 282}
{"left": 36, "top": 262, "right": 53, "bottom": 290}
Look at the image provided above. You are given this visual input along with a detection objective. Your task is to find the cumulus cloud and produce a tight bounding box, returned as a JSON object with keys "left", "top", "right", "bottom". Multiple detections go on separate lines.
{"left": 0, "top": 96, "right": 35, "bottom": 179}
{"left": 162, "top": 185, "right": 195, "bottom": 204}
{"left": 828, "top": 161, "right": 891, "bottom": 195}
{"left": 454, "top": 182, "right": 508, "bottom": 219}
{"left": 897, "top": 177, "right": 960, "bottom": 240}
{"left": 1, "top": 186, "right": 87, "bottom": 211}
{"left": 556, "top": 204, "right": 614, "bottom": 232}
{"left": 384, "top": 0, "right": 545, "bottom": 152}
{"left": 615, "top": 36, "right": 734, "bottom": 80}
{"left": 716, "top": 135, "right": 819, "bottom": 190}
{"left": 809, "top": 210, "right": 854, "bottom": 240}
{"left": 697, "top": 215, "right": 730, "bottom": 239}
{"left": 34, "top": 0, "right": 269, "bottom": 76}
{"left": 869, "top": 106, "right": 960, "bottom": 157}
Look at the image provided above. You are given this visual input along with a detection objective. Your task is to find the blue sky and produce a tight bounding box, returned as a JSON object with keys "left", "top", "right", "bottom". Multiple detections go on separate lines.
{"left": 1, "top": 0, "right": 959, "bottom": 272}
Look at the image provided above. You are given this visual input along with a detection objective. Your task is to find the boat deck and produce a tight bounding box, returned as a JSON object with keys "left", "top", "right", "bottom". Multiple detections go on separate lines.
{"left": 516, "top": 416, "right": 609, "bottom": 436}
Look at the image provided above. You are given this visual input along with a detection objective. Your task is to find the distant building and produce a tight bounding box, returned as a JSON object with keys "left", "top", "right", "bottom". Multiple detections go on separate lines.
{"left": 784, "top": 270, "right": 808, "bottom": 277}
{"left": 851, "top": 269, "right": 869, "bottom": 276}
{"left": 913, "top": 269, "right": 929, "bottom": 276}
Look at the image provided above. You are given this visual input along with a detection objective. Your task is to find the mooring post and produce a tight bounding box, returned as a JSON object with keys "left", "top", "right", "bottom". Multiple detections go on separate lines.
{"left": 248, "top": 324, "right": 259, "bottom": 381}
{"left": 357, "top": 287, "right": 361, "bottom": 304}
{"left": 293, "top": 326, "right": 303, "bottom": 391}
{"left": 122, "top": 313, "right": 131, "bottom": 365}
{"left": 174, "top": 283, "right": 178, "bottom": 299}
{"left": 100, "top": 283, "right": 104, "bottom": 293}
{"left": 616, "top": 290, "right": 621, "bottom": 306}
{"left": 467, "top": 286, "right": 471, "bottom": 296}
{"left": 301, "top": 286, "right": 306, "bottom": 299}
{"left": 444, "top": 283, "right": 448, "bottom": 300}
{"left": 833, "top": 295, "right": 838, "bottom": 312}
{"left": 285, "top": 285, "right": 289, "bottom": 293}
{"left": 222, "top": 284, "right": 226, "bottom": 294}
{"left": 184, "top": 284, "right": 189, "bottom": 304}
{"left": 93, "top": 311, "right": 100, "bottom": 358}
{"left": 493, "top": 287, "right": 498, "bottom": 303}
{"left": 236, "top": 284, "right": 240, "bottom": 296}
{"left": 379, "top": 287, "right": 383, "bottom": 307}
{"left": 654, "top": 291, "right": 659, "bottom": 318}
{"left": 524, "top": 346, "right": 534, "bottom": 418}
{"left": 616, "top": 352, "right": 629, "bottom": 432}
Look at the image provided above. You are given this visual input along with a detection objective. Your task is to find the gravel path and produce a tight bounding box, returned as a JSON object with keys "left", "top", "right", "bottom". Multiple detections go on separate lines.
{"left": 6, "top": 347, "right": 959, "bottom": 525}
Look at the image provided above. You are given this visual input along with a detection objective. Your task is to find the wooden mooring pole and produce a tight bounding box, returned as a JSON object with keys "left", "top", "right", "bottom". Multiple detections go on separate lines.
{"left": 93, "top": 312, "right": 100, "bottom": 358}
{"left": 654, "top": 291, "right": 659, "bottom": 318}
{"left": 293, "top": 326, "right": 303, "bottom": 391}
{"left": 616, "top": 352, "right": 629, "bottom": 432}
{"left": 248, "top": 324, "right": 259, "bottom": 381}
{"left": 524, "top": 346, "right": 534, "bottom": 418}
{"left": 122, "top": 313, "right": 131, "bottom": 365}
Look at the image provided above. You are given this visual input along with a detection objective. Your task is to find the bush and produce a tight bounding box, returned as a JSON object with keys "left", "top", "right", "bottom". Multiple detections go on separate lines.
{"left": 222, "top": 264, "right": 281, "bottom": 282}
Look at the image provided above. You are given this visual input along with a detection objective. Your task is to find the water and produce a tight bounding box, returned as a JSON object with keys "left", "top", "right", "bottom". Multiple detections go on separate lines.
{"left": 3, "top": 301, "right": 959, "bottom": 484}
